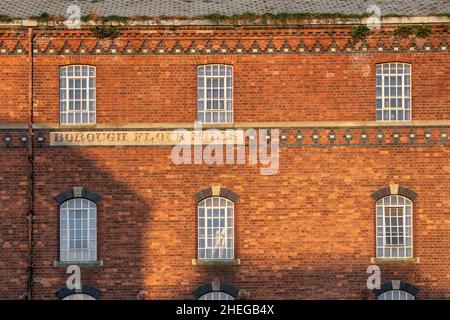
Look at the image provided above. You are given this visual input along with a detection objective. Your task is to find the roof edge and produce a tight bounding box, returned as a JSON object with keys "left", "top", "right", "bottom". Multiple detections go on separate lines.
{"left": 1, "top": 15, "right": 450, "bottom": 28}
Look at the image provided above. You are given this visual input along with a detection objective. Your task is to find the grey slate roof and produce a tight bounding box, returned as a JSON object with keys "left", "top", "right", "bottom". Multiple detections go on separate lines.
{"left": 0, "top": 0, "right": 449, "bottom": 19}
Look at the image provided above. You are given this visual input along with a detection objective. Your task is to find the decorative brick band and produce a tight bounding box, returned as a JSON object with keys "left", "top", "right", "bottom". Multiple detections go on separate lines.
{"left": 2, "top": 34, "right": 450, "bottom": 55}
{"left": 1, "top": 127, "right": 449, "bottom": 148}
{"left": 371, "top": 185, "right": 417, "bottom": 201}
{"left": 55, "top": 284, "right": 102, "bottom": 300}
{"left": 32, "top": 127, "right": 450, "bottom": 148}
{"left": 193, "top": 187, "right": 239, "bottom": 203}
{"left": 278, "top": 127, "right": 450, "bottom": 147}
{"left": 372, "top": 280, "right": 419, "bottom": 298}
{"left": 192, "top": 281, "right": 239, "bottom": 299}
{"left": 54, "top": 187, "right": 102, "bottom": 204}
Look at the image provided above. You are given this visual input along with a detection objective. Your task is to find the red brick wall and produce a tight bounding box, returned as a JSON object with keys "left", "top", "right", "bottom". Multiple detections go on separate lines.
{"left": 1, "top": 27, "right": 449, "bottom": 125}
{"left": 27, "top": 145, "right": 450, "bottom": 299}
{"left": 0, "top": 56, "right": 30, "bottom": 123}
{"left": 31, "top": 53, "right": 450, "bottom": 124}
{"left": 1, "top": 25, "right": 450, "bottom": 300}
{"left": 0, "top": 150, "right": 30, "bottom": 299}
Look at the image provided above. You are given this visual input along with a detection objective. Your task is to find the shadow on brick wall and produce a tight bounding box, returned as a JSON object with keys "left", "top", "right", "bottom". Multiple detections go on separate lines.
{"left": 31, "top": 146, "right": 152, "bottom": 299}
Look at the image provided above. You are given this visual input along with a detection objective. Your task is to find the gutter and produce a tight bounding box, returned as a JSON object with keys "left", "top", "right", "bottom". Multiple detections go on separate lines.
{"left": 0, "top": 15, "right": 450, "bottom": 28}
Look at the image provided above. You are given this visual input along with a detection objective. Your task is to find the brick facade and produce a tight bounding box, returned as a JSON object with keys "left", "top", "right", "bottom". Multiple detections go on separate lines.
{"left": 1, "top": 23, "right": 450, "bottom": 300}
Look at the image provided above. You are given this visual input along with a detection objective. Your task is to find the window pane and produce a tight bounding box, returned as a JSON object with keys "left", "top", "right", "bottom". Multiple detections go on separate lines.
{"left": 60, "top": 198, "right": 97, "bottom": 262}
{"left": 63, "top": 294, "right": 96, "bottom": 300}
{"left": 199, "top": 292, "right": 234, "bottom": 300}
{"left": 375, "top": 196, "right": 413, "bottom": 259}
{"left": 378, "top": 290, "right": 414, "bottom": 300}
{"left": 198, "top": 197, "right": 234, "bottom": 260}
{"left": 198, "top": 64, "right": 233, "bottom": 123}
{"left": 376, "top": 63, "right": 411, "bottom": 122}
{"left": 60, "top": 65, "right": 96, "bottom": 124}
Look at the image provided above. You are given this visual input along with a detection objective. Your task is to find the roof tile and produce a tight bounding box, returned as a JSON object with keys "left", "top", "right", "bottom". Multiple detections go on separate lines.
{"left": 0, "top": 0, "right": 449, "bottom": 19}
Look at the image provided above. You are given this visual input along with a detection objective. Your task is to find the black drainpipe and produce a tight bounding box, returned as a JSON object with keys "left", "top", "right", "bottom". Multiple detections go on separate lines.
{"left": 26, "top": 26, "right": 35, "bottom": 300}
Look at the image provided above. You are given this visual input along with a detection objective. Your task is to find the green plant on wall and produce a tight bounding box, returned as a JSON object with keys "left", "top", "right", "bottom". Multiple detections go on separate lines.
{"left": 350, "top": 25, "right": 371, "bottom": 44}
{"left": 0, "top": 14, "right": 11, "bottom": 21}
{"left": 202, "top": 12, "right": 368, "bottom": 25}
{"left": 393, "top": 25, "right": 416, "bottom": 38}
{"left": 29, "top": 12, "right": 51, "bottom": 22}
{"left": 393, "top": 25, "right": 432, "bottom": 38}
{"left": 101, "top": 15, "right": 130, "bottom": 24}
{"left": 91, "top": 25, "right": 120, "bottom": 39}
{"left": 414, "top": 25, "right": 432, "bottom": 38}
{"left": 202, "top": 13, "right": 228, "bottom": 24}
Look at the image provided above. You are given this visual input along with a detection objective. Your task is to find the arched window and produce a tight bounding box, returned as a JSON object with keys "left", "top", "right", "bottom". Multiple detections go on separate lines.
{"left": 199, "top": 292, "right": 235, "bottom": 300}
{"left": 60, "top": 198, "right": 97, "bottom": 262}
{"left": 376, "top": 195, "right": 413, "bottom": 258}
{"left": 378, "top": 290, "right": 415, "bottom": 300}
{"left": 56, "top": 284, "right": 101, "bottom": 300}
{"left": 60, "top": 65, "right": 96, "bottom": 124}
{"left": 63, "top": 294, "right": 96, "bottom": 300}
{"left": 376, "top": 62, "right": 411, "bottom": 121}
{"left": 198, "top": 197, "right": 234, "bottom": 260}
{"left": 373, "top": 280, "right": 419, "bottom": 300}
{"left": 197, "top": 64, "right": 233, "bottom": 123}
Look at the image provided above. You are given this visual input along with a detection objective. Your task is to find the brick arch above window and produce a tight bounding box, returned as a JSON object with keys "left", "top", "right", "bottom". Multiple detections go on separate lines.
{"left": 192, "top": 281, "right": 239, "bottom": 299}
{"left": 193, "top": 186, "right": 239, "bottom": 203}
{"left": 371, "top": 184, "right": 417, "bottom": 201}
{"left": 54, "top": 187, "right": 102, "bottom": 204}
{"left": 56, "top": 284, "right": 101, "bottom": 300}
{"left": 373, "top": 280, "right": 419, "bottom": 299}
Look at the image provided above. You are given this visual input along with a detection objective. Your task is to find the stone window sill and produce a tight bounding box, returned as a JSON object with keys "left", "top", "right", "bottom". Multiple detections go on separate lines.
{"left": 53, "top": 260, "right": 103, "bottom": 268}
{"left": 192, "top": 258, "right": 241, "bottom": 266}
{"left": 58, "top": 123, "right": 97, "bottom": 127}
{"left": 370, "top": 257, "right": 420, "bottom": 264}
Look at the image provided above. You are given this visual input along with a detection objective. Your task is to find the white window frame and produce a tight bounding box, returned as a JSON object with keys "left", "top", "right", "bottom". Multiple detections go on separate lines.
{"left": 59, "top": 65, "right": 96, "bottom": 124}
{"left": 376, "top": 195, "right": 413, "bottom": 259}
{"left": 198, "top": 197, "right": 234, "bottom": 260}
{"left": 376, "top": 62, "right": 411, "bottom": 121}
{"left": 60, "top": 198, "right": 97, "bottom": 262}
{"left": 378, "top": 290, "right": 415, "bottom": 300}
{"left": 63, "top": 294, "right": 96, "bottom": 300}
{"left": 199, "top": 292, "right": 234, "bottom": 300}
{"left": 197, "top": 64, "right": 233, "bottom": 124}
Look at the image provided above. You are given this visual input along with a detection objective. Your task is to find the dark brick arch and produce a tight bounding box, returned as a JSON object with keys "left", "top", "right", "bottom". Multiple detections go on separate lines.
{"left": 55, "top": 284, "right": 101, "bottom": 300}
{"left": 192, "top": 282, "right": 239, "bottom": 299}
{"left": 373, "top": 280, "right": 419, "bottom": 298}
{"left": 193, "top": 187, "right": 239, "bottom": 203}
{"left": 371, "top": 185, "right": 417, "bottom": 201}
{"left": 54, "top": 187, "right": 102, "bottom": 204}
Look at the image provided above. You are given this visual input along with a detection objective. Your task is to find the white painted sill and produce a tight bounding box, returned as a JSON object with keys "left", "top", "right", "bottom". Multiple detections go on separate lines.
{"left": 370, "top": 257, "right": 420, "bottom": 264}
{"left": 53, "top": 260, "right": 103, "bottom": 268}
{"left": 192, "top": 258, "right": 241, "bottom": 266}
